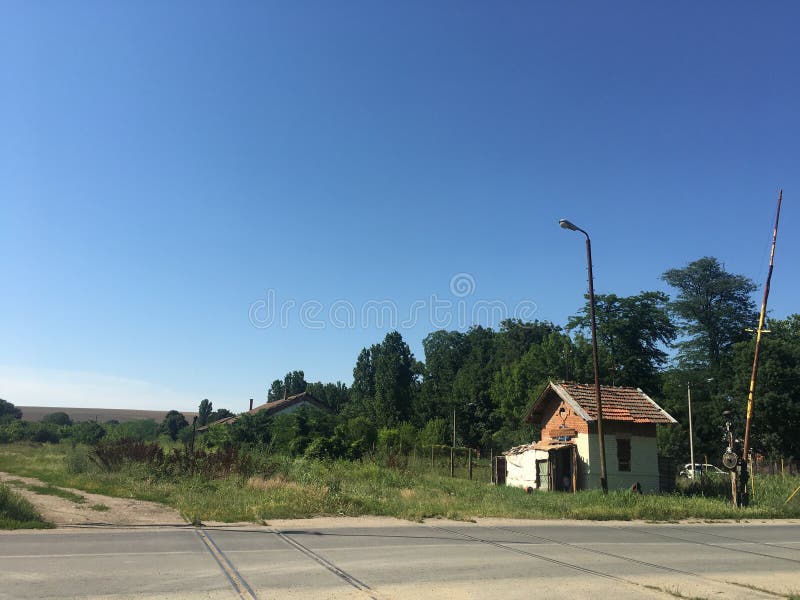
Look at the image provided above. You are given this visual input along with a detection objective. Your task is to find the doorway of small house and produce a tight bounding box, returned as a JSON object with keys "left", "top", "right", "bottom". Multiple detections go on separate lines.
{"left": 552, "top": 446, "right": 576, "bottom": 492}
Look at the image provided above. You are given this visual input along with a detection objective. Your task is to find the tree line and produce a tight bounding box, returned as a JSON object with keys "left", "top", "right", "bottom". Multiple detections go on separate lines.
{"left": 256, "top": 256, "right": 799, "bottom": 464}
{"left": 1, "top": 256, "right": 796, "bottom": 466}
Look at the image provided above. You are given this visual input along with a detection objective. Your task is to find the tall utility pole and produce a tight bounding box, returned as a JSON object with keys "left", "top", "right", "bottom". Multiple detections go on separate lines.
{"left": 451, "top": 408, "right": 456, "bottom": 478}
{"left": 739, "top": 190, "right": 783, "bottom": 506}
{"left": 560, "top": 219, "right": 608, "bottom": 494}
{"left": 687, "top": 382, "right": 695, "bottom": 480}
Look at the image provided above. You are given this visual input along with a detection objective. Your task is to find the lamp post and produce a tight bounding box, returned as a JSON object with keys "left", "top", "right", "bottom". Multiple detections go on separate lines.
{"left": 559, "top": 219, "right": 608, "bottom": 494}
{"left": 687, "top": 382, "right": 695, "bottom": 480}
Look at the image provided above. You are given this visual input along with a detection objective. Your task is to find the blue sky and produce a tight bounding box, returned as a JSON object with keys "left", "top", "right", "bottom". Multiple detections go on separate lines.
{"left": 1, "top": 2, "right": 798, "bottom": 412}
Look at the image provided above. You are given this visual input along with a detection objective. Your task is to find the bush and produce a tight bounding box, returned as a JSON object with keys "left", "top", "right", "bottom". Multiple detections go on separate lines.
{"left": 160, "top": 411, "right": 189, "bottom": 441}
{"left": 91, "top": 439, "right": 163, "bottom": 471}
{"left": 31, "top": 425, "right": 60, "bottom": 444}
{"left": 0, "top": 421, "right": 59, "bottom": 443}
{"left": 418, "top": 417, "right": 448, "bottom": 447}
{"left": 202, "top": 423, "right": 234, "bottom": 449}
{"left": 65, "top": 446, "right": 90, "bottom": 474}
{"left": 41, "top": 412, "right": 73, "bottom": 426}
{"left": 71, "top": 421, "right": 106, "bottom": 445}
{"left": 0, "top": 420, "right": 28, "bottom": 443}
{"left": 0, "top": 399, "right": 22, "bottom": 422}
{"left": 107, "top": 419, "right": 159, "bottom": 442}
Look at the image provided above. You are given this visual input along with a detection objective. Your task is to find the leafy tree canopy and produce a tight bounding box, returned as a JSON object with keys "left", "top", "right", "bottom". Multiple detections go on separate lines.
{"left": 568, "top": 291, "right": 676, "bottom": 392}
{"left": 41, "top": 411, "right": 73, "bottom": 426}
{"left": 198, "top": 399, "right": 213, "bottom": 427}
{"left": 0, "top": 399, "right": 22, "bottom": 422}
{"left": 662, "top": 257, "right": 756, "bottom": 368}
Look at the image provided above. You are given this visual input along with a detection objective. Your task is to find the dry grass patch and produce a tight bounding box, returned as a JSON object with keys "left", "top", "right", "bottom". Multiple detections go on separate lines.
{"left": 400, "top": 488, "right": 416, "bottom": 499}
{"left": 247, "top": 474, "right": 302, "bottom": 492}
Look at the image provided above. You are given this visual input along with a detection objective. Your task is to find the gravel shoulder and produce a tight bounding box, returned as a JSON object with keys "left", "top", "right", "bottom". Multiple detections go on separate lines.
{"left": 0, "top": 471, "right": 186, "bottom": 526}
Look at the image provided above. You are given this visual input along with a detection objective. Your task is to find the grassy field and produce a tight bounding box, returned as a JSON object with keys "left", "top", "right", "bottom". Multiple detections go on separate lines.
{"left": 0, "top": 482, "right": 52, "bottom": 529}
{"left": 1, "top": 442, "right": 799, "bottom": 525}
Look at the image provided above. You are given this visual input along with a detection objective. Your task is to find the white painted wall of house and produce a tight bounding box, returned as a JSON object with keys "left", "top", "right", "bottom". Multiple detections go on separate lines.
{"left": 505, "top": 449, "right": 549, "bottom": 490}
{"left": 579, "top": 433, "right": 660, "bottom": 492}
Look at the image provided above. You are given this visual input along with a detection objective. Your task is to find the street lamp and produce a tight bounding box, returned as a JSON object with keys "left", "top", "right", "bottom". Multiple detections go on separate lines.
{"left": 687, "top": 382, "right": 695, "bottom": 480}
{"left": 559, "top": 219, "right": 608, "bottom": 494}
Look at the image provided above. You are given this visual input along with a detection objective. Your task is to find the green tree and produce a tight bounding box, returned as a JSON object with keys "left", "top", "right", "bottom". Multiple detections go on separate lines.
{"left": 730, "top": 315, "right": 800, "bottom": 460}
{"left": 267, "top": 379, "right": 285, "bottom": 402}
{"left": 160, "top": 410, "right": 189, "bottom": 441}
{"left": 306, "top": 381, "right": 350, "bottom": 413}
{"left": 197, "top": 399, "right": 213, "bottom": 427}
{"left": 568, "top": 291, "right": 676, "bottom": 392}
{"left": 209, "top": 408, "right": 235, "bottom": 422}
{"left": 267, "top": 370, "right": 308, "bottom": 402}
{"left": 351, "top": 346, "right": 377, "bottom": 415}
{"left": 372, "top": 331, "right": 415, "bottom": 428}
{"left": 0, "top": 399, "right": 22, "bottom": 422}
{"left": 417, "top": 330, "right": 469, "bottom": 424}
{"left": 417, "top": 417, "right": 449, "bottom": 447}
{"left": 71, "top": 421, "right": 106, "bottom": 445}
{"left": 493, "top": 319, "right": 557, "bottom": 366}
{"left": 452, "top": 326, "right": 498, "bottom": 449}
{"left": 41, "top": 411, "right": 73, "bottom": 426}
{"left": 662, "top": 257, "right": 757, "bottom": 368}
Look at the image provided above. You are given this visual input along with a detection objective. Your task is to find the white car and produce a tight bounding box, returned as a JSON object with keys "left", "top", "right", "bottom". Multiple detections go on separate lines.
{"left": 679, "top": 463, "right": 727, "bottom": 478}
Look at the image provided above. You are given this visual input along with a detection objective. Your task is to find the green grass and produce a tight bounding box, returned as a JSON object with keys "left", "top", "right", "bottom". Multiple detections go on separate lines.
{"left": 24, "top": 484, "right": 85, "bottom": 504}
{"left": 0, "top": 482, "right": 52, "bottom": 529}
{"left": 1, "top": 442, "right": 799, "bottom": 524}
{"left": 89, "top": 503, "right": 109, "bottom": 511}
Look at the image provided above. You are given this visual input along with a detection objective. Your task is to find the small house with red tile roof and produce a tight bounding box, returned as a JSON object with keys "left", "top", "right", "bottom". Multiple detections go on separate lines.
{"left": 198, "top": 392, "right": 332, "bottom": 430}
{"left": 502, "top": 381, "right": 676, "bottom": 492}
{"left": 247, "top": 392, "right": 332, "bottom": 418}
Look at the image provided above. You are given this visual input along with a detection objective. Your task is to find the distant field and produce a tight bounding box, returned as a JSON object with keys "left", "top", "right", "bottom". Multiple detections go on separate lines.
{"left": 18, "top": 406, "right": 198, "bottom": 423}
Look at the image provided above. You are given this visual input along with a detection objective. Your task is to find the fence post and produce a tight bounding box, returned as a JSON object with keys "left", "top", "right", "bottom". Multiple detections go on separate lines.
{"left": 431, "top": 446, "right": 434, "bottom": 470}
{"left": 468, "top": 448, "right": 473, "bottom": 480}
{"left": 490, "top": 448, "right": 494, "bottom": 483}
{"left": 450, "top": 447, "right": 454, "bottom": 478}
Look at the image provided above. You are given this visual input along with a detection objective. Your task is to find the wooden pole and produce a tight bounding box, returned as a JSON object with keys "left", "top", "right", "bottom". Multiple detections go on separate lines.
{"left": 468, "top": 449, "right": 473, "bottom": 480}
{"left": 741, "top": 190, "right": 783, "bottom": 507}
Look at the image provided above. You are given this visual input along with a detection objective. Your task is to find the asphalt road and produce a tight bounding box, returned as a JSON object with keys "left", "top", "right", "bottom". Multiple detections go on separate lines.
{"left": 2, "top": 520, "right": 799, "bottom": 599}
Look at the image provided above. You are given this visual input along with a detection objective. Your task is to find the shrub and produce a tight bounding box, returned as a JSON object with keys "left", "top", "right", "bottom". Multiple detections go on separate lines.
{"left": 30, "top": 425, "right": 60, "bottom": 444}
{"left": 107, "top": 419, "right": 159, "bottom": 442}
{"left": 91, "top": 438, "right": 163, "bottom": 471}
{"left": 71, "top": 421, "right": 106, "bottom": 445}
{"left": 202, "top": 423, "right": 234, "bottom": 449}
{"left": 418, "top": 417, "right": 448, "bottom": 447}
{"left": 0, "top": 420, "right": 28, "bottom": 443}
{"left": 65, "top": 446, "right": 90, "bottom": 474}
{"left": 0, "top": 399, "right": 22, "bottom": 422}
{"left": 160, "top": 411, "right": 189, "bottom": 441}
{"left": 41, "top": 412, "right": 73, "bottom": 426}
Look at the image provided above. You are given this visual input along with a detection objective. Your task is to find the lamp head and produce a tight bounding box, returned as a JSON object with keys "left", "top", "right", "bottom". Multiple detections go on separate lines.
{"left": 559, "top": 219, "right": 579, "bottom": 231}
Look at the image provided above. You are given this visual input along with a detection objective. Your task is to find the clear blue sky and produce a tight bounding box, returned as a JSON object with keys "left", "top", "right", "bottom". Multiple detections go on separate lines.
{"left": 2, "top": 2, "right": 798, "bottom": 412}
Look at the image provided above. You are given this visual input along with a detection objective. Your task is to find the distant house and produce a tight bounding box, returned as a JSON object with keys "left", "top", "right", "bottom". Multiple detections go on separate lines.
{"left": 502, "top": 381, "right": 676, "bottom": 493}
{"left": 199, "top": 392, "right": 332, "bottom": 430}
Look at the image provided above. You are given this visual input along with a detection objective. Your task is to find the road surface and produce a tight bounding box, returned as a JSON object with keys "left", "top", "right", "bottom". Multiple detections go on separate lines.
{"left": 1, "top": 519, "right": 799, "bottom": 599}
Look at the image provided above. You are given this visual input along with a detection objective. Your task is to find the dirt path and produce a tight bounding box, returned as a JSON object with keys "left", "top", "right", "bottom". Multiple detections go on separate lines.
{"left": 0, "top": 472, "right": 186, "bottom": 526}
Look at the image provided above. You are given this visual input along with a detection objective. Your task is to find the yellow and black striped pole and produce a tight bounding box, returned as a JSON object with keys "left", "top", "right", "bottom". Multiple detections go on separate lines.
{"left": 740, "top": 190, "right": 782, "bottom": 506}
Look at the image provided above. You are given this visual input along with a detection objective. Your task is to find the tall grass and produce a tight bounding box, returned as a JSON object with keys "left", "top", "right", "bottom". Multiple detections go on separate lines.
{"left": 1, "top": 442, "right": 799, "bottom": 524}
{"left": 0, "top": 483, "right": 52, "bottom": 529}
